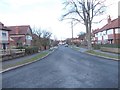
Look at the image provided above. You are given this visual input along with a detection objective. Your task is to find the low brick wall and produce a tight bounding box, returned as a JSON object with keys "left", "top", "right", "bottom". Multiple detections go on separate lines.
{"left": 101, "top": 47, "right": 120, "bottom": 54}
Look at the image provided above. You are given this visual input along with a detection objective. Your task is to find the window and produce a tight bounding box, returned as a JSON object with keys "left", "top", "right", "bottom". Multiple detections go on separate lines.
{"left": 115, "top": 28, "right": 120, "bottom": 34}
{"left": 107, "top": 29, "right": 113, "bottom": 34}
{"left": 106, "top": 30, "right": 107, "bottom": 34}
{"left": 26, "top": 35, "right": 32, "bottom": 40}
{"left": 103, "top": 31, "right": 106, "bottom": 35}
{"left": 95, "top": 33, "right": 98, "bottom": 37}
{"left": 2, "top": 32, "right": 6, "bottom": 37}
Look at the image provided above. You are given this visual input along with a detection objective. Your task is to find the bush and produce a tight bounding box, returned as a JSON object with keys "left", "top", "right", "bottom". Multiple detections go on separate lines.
{"left": 16, "top": 46, "right": 26, "bottom": 49}
{"left": 101, "top": 44, "right": 120, "bottom": 48}
{"left": 93, "top": 44, "right": 101, "bottom": 49}
{"left": 93, "top": 44, "right": 120, "bottom": 49}
{"left": 25, "top": 46, "right": 39, "bottom": 55}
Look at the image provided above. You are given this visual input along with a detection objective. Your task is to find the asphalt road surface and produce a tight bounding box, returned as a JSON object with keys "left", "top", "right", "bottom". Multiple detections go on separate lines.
{"left": 2, "top": 46, "right": 118, "bottom": 88}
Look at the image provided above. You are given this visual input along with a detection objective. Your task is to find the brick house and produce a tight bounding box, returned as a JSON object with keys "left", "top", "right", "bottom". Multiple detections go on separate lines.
{"left": 8, "top": 25, "right": 32, "bottom": 48}
{"left": 0, "top": 22, "right": 11, "bottom": 50}
{"left": 92, "top": 16, "right": 120, "bottom": 44}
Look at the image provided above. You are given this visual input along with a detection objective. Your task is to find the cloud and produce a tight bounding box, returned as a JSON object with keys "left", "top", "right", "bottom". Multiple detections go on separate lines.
{"left": 0, "top": 0, "right": 119, "bottom": 40}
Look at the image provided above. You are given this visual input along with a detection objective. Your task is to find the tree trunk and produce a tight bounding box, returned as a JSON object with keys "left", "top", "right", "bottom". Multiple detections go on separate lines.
{"left": 85, "top": 21, "right": 92, "bottom": 50}
{"left": 87, "top": 28, "right": 92, "bottom": 50}
{"left": 88, "top": 20, "right": 92, "bottom": 50}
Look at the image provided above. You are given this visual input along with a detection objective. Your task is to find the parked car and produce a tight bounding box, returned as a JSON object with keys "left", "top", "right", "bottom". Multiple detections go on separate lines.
{"left": 65, "top": 44, "right": 68, "bottom": 47}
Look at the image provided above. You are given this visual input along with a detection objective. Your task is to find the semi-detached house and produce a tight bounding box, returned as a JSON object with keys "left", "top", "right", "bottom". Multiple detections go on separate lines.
{"left": 93, "top": 16, "right": 120, "bottom": 44}
{"left": 8, "top": 25, "right": 32, "bottom": 48}
{"left": 0, "top": 22, "right": 11, "bottom": 50}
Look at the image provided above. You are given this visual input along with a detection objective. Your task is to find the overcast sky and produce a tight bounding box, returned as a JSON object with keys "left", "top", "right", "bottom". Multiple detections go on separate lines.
{"left": 0, "top": 0, "right": 119, "bottom": 40}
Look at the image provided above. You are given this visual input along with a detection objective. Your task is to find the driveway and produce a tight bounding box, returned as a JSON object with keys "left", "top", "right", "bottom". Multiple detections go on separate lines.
{"left": 2, "top": 45, "right": 118, "bottom": 88}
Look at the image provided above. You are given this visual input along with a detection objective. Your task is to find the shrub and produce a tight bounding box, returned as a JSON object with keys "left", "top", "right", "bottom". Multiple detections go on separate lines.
{"left": 16, "top": 46, "right": 26, "bottom": 49}
{"left": 93, "top": 44, "right": 101, "bottom": 49}
{"left": 25, "top": 46, "right": 39, "bottom": 55}
{"left": 101, "top": 44, "right": 120, "bottom": 48}
{"left": 93, "top": 44, "right": 120, "bottom": 49}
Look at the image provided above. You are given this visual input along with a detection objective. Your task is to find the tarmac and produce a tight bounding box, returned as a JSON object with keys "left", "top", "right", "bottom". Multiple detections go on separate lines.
{"left": 1, "top": 47, "right": 57, "bottom": 73}
{"left": 1, "top": 46, "right": 119, "bottom": 73}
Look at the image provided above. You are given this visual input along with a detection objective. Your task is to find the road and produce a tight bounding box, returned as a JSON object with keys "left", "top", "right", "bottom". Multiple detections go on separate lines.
{"left": 2, "top": 46, "right": 118, "bottom": 88}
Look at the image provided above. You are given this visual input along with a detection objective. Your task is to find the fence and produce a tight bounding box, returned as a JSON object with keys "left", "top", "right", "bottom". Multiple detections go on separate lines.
{"left": 0, "top": 49, "right": 25, "bottom": 61}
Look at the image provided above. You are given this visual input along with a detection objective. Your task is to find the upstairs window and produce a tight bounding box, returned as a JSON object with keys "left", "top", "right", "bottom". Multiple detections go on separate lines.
{"left": 26, "top": 35, "right": 32, "bottom": 40}
{"left": 2, "top": 32, "right": 6, "bottom": 37}
{"left": 107, "top": 29, "right": 113, "bottom": 34}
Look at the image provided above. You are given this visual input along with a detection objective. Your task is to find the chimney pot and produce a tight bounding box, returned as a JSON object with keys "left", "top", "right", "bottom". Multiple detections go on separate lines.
{"left": 108, "top": 15, "right": 111, "bottom": 23}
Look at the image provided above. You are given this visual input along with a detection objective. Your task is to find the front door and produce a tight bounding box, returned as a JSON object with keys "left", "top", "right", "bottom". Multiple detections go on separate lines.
{"left": 3, "top": 43, "right": 6, "bottom": 50}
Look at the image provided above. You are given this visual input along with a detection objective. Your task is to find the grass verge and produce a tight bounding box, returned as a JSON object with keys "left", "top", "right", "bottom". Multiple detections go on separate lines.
{"left": 3, "top": 51, "right": 50, "bottom": 70}
{"left": 86, "top": 50, "right": 119, "bottom": 60}
{"left": 70, "top": 45, "right": 80, "bottom": 51}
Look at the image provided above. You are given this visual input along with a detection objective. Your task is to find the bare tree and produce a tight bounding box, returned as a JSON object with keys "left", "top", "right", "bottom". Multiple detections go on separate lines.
{"left": 32, "top": 27, "right": 42, "bottom": 39}
{"left": 32, "top": 27, "right": 52, "bottom": 50}
{"left": 62, "top": 0, "right": 106, "bottom": 50}
{"left": 42, "top": 30, "right": 52, "bottom": 39}
{"left": 32, "top": 27, "right": 43, "bottom": 50}
{"left": 41, "top": 30, "right": 52, "bottom": 50}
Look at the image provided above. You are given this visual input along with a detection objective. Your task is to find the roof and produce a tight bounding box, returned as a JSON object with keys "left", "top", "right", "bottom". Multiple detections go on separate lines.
{"left": 93, "top": 17, "right": 120, "bottom": 34}
{"left": 8, "top": 25, "right": 31, "bottom": 35}
{"left": 0, "top": 22, "right": 3, "bottom": 25}
{"left": 32, "top": 34, "right": 39, "bottom": 39}
{"left": 0, "top": 22, "right": 11, "bottom": 31}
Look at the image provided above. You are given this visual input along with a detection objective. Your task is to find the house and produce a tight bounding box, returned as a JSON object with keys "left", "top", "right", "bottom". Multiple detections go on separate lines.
{"left": 66, "top": 38, "right": 81, "bottom": 45}
{"left": 8, "top": 25, "right": 32, "bottom": 48}
{"left": 0, "top": 22, "right": 11, "bottom": 50}
{"left": 78, "top": 33, "right": 87, "bottom": 45}
{"left": 72, "top": 38, "right": 81, "bottom": 44}
{"left": 92, "top": 16, "right": 120, "bottom": 44}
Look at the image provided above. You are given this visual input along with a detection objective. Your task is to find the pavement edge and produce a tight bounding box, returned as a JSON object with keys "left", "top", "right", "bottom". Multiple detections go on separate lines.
{"left": 0, "top": 47, "right": 58, "bottom": 73}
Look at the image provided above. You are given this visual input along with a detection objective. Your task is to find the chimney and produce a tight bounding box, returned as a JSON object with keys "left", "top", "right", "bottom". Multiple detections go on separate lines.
{"left": 107, "top": 15, "right": 111, "bottom": 24}
{"left": 0, "top": 22, "right": 4, "bottom": 29}
{"left": 15, "top": 26, "right": 19, "bottom": 34}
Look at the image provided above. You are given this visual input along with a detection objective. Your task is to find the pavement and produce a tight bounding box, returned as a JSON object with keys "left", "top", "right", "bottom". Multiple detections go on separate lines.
{"left": 94, "top": 50, "right": 119, "bottom": 57}
{"left": 2, "top": 45, "right": 118, "bottom": 88}
{"left": 1, "top": 47, "right": 58, "bottom": 72}
{"left": 74, "top": 46, "right": 119, "bottom": 58}
{"left": 2, "top": 50, "right": 48, "bottom": 69}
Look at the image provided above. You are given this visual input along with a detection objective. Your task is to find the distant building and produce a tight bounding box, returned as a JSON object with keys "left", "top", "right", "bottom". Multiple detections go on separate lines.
{"left": 92, "top": 16, "right": 120, "bottom": 44}
{"left": 72, "top": 38, "right": 81, "bottom": 44}
{"left": 8, "top": 25, "right": 32, "bottom": 48}
{"left": 78, "top": 33, "right": 87, "bottom": 45}
{"left": 0, "top": 22, "right": 11, "bottom": 50}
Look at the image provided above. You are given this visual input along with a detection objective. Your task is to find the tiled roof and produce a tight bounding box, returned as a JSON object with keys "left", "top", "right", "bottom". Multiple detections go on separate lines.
{"left": 93, "top": 28, "right": 100, "bottom": 34}
{"left": 0, "top": 22, "right": 11, "bottom": 31}
{"left": 11, "top": 37, "right": 25, "bottom": 42}
{"left": 8, "top": 25, "right": 31, "bottom": 35}
{"left": 93, "top": 17, "right": 120, "bottom": 34}
{"left": 32, "top": 34, "right": 39, "bottom": 39}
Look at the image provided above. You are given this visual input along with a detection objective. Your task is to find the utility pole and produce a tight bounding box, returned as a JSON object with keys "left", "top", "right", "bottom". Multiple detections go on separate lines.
{"left": 71, "top": 20, "right": 73, "bottom": 45}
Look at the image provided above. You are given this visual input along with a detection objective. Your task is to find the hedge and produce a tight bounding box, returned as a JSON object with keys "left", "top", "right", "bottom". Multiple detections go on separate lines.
{"left": 25, "top": 46, "right": 39, "bottom": 55}
{"left": 93, "top": 44, "right": 120, "bottom": 49}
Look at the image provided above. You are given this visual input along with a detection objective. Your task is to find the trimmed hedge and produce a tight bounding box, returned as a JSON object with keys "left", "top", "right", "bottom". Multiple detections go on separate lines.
{"left": 101, "top": 44, "right": 120, "bottom": 48}
{"left": 93, "top": 44, "right": 120, "bottom": 49}
{"left": 93, "top": 44, "right": 101, "bottom": 49}
{"left": 25, "top": 46, "right": 39, "bottom": 55}
{"left": 16, "top": 46, "right": 26, "bottom": 50}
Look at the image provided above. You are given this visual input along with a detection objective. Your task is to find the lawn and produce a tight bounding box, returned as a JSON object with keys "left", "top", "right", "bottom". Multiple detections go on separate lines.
{"left": 86, "top": 50, "right": 119, "bottom": 60}
{"left": 70, "top": 45, "right": 80, "bottom": 51}
{"left": 3, "top": 51, "right": 50, "bottom": 70}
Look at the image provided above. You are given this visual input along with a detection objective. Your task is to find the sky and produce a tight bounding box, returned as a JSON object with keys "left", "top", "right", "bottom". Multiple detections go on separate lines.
{"left": 0, "top": 0, "right": 119, "bottom": 40}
